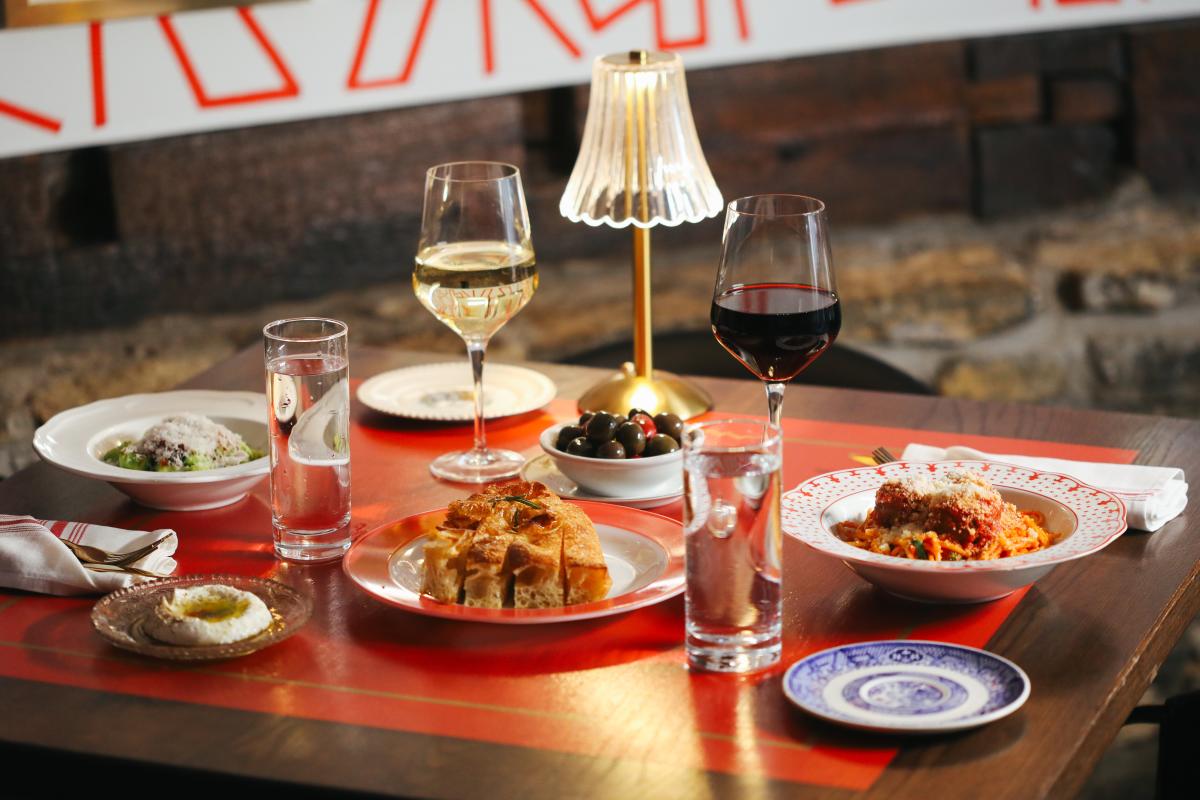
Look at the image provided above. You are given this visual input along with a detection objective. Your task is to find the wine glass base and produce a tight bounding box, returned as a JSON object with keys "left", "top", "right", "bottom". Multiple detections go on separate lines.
{"left": 429, "top": 448, "right": 525, "bottom": 483}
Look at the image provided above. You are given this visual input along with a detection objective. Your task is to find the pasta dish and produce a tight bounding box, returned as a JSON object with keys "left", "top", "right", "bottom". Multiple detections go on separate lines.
{"left": 835, "top": 470, "right": 1057, "bottom": 561}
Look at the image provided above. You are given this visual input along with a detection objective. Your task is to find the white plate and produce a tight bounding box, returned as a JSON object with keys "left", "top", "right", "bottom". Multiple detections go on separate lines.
{"left": 521, "top": 454, "right": 683, "bottom": 509}
{"left": 33, "top": 390, "right": 269, "bottom": 511}
{"left": 357, "top": 363, "right": 556, "bottom": 421}
{"left": 343, "top": 501, "right": 685, "bottom": 624}
{"left": 782, "top": 640, "right": 1030, "bottom": 734}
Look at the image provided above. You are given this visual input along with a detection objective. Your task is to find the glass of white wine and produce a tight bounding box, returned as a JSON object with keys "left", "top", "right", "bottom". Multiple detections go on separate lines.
{"left": 414, "top": 161, "right": 538, "bottom": 482}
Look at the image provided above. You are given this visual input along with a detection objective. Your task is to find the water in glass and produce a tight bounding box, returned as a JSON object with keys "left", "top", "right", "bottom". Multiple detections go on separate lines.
{"left": 683, "top": 421, "right": 783, "bottom": 673}
{"left": 267, "top": 352, "right": 351, "bottom": 561}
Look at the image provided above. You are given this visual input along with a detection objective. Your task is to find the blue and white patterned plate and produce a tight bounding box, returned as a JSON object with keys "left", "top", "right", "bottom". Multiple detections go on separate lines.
{"left": 783, "top": 640, "right": 1030, "bottom": 733}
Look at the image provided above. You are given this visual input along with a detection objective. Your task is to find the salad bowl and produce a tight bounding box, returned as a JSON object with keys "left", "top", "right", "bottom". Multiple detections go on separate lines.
{"left": 34, "top": 390, "right": 269, "bottom": 511}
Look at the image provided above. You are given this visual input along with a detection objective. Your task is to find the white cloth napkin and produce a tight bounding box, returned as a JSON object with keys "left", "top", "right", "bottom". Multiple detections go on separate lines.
{"left": 901, "top": 445, "right": 1188, "bottom": 532}
{"left": 0, "top": 515, "right": 178, "bottom": 596}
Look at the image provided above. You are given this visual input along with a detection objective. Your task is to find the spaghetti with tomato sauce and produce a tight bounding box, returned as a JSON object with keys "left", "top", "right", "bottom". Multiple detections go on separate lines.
{"left": 835, "top": 470, "right": 1057, "bottom": 561}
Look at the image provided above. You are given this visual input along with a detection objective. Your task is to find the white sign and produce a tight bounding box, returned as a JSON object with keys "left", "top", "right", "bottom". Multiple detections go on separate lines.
{"left": 0, "top": 0, "right": 1196, "bottom": 158}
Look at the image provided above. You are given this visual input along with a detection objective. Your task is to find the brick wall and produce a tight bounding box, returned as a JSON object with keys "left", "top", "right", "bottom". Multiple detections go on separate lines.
{"left": 3, "top": 20, "right": 1197, "bottom": 338}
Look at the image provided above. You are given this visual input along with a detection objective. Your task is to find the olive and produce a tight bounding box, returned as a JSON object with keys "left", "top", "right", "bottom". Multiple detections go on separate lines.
{"left": 644, "top": 433, "right": 680, "bottom": 457}
{"left": 555, "top": 424, "right": 585, "bottom": 451}
{"left": 612, "top": 413, "right": 628, "bottom": 429}
{"left": 585, "top": 412, "right": 618, "bottom": 443}
{"left": 596, "top": 440, "right": 627, "bottom": 459}
{"left": 578, "top": 411, "right": 595, "bottom": 427}
{"left": 627, "top": 407, "right": 651, "bottom": 420}
{"left": 565, "top": 436, "right": 596, "bottom": 457}
{"left": 630, "top": 412, "right": 657, "bottom": 438}
{"left": 615, "top": 421, "right": 646, "bottom": 456}
{"left": 653, "top": 412, "right": 684, "bottom": 442}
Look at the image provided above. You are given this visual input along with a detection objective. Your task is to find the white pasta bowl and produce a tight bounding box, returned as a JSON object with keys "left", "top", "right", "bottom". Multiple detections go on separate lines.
{"left": 781, "top": 460, "right": 1128, "bottom": 604}
{"left": 33, "top": 391, "right": 270, "bottom": 512}
{"left": 539, "top": 423, "right": 683, "bottom": 498}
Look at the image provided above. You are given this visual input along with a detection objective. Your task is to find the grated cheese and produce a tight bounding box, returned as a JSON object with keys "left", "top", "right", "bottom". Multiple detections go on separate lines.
{"left": 123, "top": 413, "right": 252, "bottom": 470}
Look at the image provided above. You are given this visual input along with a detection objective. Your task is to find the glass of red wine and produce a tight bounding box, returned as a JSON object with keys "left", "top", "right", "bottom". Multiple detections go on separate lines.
{"left": 710, "top": 195, "right": 841, "bottom": 427}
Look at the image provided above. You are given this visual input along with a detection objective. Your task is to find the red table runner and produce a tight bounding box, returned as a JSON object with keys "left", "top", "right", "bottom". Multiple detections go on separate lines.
{"left": 0, "top": 395, "right": 1136, "bottom": 791}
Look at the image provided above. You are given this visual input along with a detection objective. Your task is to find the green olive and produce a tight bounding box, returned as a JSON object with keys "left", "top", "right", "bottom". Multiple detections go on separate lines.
{"left": 644, "top": 433, "right": 680, "bottom": 457}
{"left": 653, "top": 412, "right": 684, "bottom": 442}
{"left": 586, "top": 412, "right": 618, "bottom": 443}
{"left": 565, "top": 436, "right": 595, "bottom": 457}
{"left": 596, "top": 440, "right": 627, "bottom": 459}
{"left": 615, "top": 421, "right": 646, "bottom": 456}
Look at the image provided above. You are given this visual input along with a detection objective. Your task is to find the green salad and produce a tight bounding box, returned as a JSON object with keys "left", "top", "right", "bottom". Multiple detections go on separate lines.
{"left": 101, "top": 413, "right": 264, "bottom": 473}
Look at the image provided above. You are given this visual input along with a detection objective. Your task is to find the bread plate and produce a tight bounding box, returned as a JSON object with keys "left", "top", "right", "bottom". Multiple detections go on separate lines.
{"left": 343, "top": 500, "right": 684, "bottom": 624}
{"left": 357, "top": 362, "right": 555, "bottom": 421}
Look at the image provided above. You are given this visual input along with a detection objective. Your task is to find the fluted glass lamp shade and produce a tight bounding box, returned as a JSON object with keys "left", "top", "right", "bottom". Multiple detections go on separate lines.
{"left": 560, "top": 52, "right": 723, "bottom": 228}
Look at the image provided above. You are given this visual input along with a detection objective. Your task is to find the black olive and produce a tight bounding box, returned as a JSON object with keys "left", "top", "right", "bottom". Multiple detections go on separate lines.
{"left": 644, "top": 433, "right": 680, "bottom": 457}
{"left": 565, "top": 436, "right": 595, "bottom": 457}
{"left": 612, "top": 414, "right": 627, "bottom": 428}
{"left": 556, "top": 425, "right": 585, "bottom": 451}
{"left": 586, "top": 412, "right": 618, "bottom": 443}
{"left": 615, "top": 421, "right": 646, "bottom": 456}
{"left": 596, "top": 440, "right": 626, "bottom": 459}
{"left": 578, "top": 411, "right": 595, "bottom": 427}
{"left": 653, "top": 412, "right": 684, "bottom": 442}
{"left": 627, "top": 407, "right": 651, "bottom": 420}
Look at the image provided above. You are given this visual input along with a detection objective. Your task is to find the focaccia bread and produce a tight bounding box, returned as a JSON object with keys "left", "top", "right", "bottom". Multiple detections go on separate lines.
{"left": 420, "top": 525, "right": 472, "bottom": 604}
{"left": 462, "top": 513, "right": 516, "bottom": 608}
{"left": 555, "top": 499, "right": 612, "bottom": 605}
{"left": 422, "top": 480, "right": 610, "bottom": 608}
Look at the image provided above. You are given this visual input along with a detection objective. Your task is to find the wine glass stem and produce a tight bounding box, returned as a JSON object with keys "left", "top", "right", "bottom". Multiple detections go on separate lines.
{"left": 765, "top": 381, "right": 786, "bottom": 428}
{"left": 467, "top": 340, "right": 488, "bottom": 453}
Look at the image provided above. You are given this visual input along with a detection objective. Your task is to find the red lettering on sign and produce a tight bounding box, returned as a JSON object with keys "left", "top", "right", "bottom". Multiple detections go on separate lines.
{"left": 90, "top": 22, "right": 107, "bottom": 128}
{"left": 522, "top": 0, "right": 585, "bottom": 57}
{"left": 732, "top": 0, "right": 749, "bottom": 39}
{"left": 482, "top": 0, "right": 495, "bottom": 73}
{"left": 580, "top": 0, "right": 642, "bottom": 28}
{"left": 350, "top": 0, "right": 582, "bottom": 89}
{"left": 580, "top": 1, "right": 747, "bottom": 47}
{"left": 347, "top": 0, "right": 437, "bottom": 89}
{"left": 160, "top": 8, "right": 299, "bottom": 108}
{"left": 1031, "top": 0, "right": 1122, "bottom": 7}
{"left": 654, "top": 0, "right": 706, "bottom": 48}
{"left": 0, "top": 98, "right": 61, "bottom": 133}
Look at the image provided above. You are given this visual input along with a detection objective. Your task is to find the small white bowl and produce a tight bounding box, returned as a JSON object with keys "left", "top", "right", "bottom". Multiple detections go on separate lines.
{"left": 782, "top": 460, "right": 1128, "bottom": 604}
{"left": 34, "top": 391, "right": 270, "bottom": 512}
{"left": 539, "top": 423, "right": 683, "bottom": 498}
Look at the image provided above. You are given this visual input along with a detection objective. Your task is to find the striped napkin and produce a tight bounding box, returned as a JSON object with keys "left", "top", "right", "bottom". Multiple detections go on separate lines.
{"left": 0, "top": 515, "right": 178, "bottom": 596}
{"left": 901, "top": 445, "right": 1188, "bottom": 533}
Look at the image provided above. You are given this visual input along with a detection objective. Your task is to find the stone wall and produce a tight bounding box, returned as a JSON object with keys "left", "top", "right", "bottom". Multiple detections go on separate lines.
{"left": 2, "top": 19, "right": 1200, "bottom": 475}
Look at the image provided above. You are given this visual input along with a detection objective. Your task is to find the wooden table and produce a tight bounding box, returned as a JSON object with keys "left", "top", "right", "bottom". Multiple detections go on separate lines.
{"left": 1, "top": 347, "right": 1197, "bottom": 799}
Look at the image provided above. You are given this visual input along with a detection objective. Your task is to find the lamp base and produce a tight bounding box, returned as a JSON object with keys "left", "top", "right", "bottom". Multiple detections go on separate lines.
{"left": 577, "top": 362, "right": 713, "bottom": 420}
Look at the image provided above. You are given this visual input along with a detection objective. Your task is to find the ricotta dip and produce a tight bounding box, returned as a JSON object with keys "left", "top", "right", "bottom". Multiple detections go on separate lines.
{"left": 144, "top": 584, "right": 273, "bottom": 646}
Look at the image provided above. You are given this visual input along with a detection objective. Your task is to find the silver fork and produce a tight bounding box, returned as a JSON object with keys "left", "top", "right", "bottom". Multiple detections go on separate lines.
{"left": 871, "top": 447, "right": 898, "bottom": 465}
{"left": 82, "top": 562, "right": 167, "bottom": 578}
{"left": 60, "top": 535, "right": 170, "bottom": 567}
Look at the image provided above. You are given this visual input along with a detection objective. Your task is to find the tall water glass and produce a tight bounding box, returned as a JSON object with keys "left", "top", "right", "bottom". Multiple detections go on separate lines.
{"left": 264, "top": 318, "right": 351, "bottom": 562}
{"left": 682, "top": 419, "right": 783, "bottom": 673}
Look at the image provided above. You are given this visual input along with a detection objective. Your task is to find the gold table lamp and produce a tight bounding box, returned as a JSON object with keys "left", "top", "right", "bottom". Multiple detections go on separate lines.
{"left": 559, "top": 51, "right": 723, "bottom": 419}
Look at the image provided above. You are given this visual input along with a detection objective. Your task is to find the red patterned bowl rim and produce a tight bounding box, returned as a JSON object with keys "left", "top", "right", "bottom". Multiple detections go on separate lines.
{"left": 781, "top": 460, "right": 1128, "bottom": 572}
